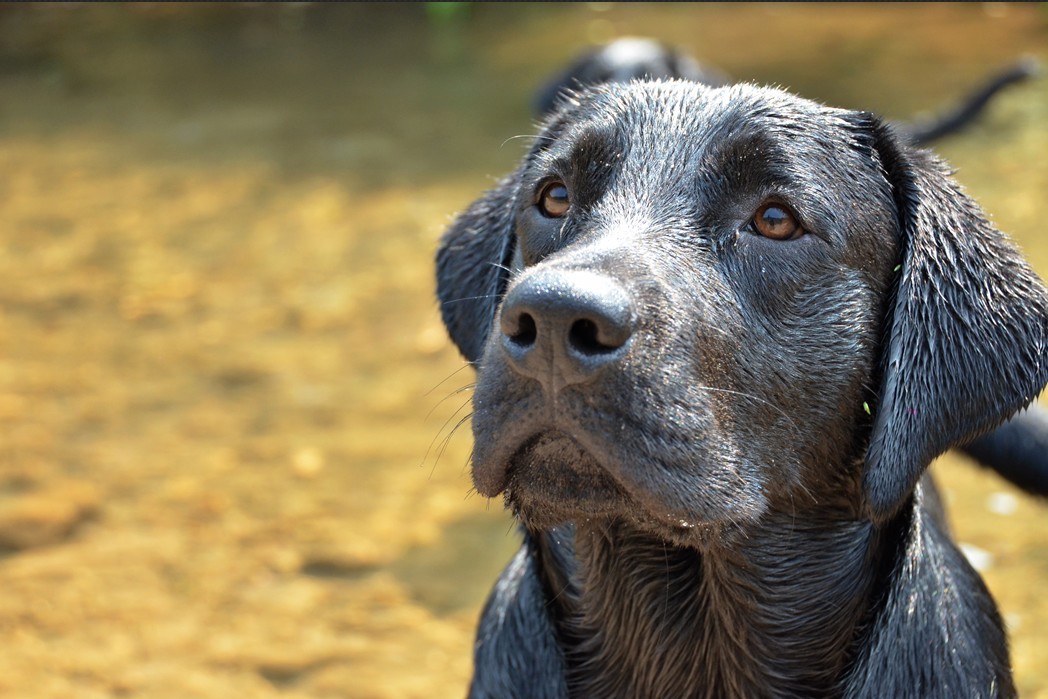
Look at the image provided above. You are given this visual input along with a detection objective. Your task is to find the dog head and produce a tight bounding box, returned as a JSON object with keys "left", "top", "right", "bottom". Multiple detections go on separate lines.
{"left": 437, "top": 82, "right": 1048, "bottom": 542}
{"left": 532, "top": 37, "right": 728, "bottom": 116}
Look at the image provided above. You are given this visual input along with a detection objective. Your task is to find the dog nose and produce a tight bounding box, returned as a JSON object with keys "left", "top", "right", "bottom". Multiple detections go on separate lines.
{"left": 499, "top": 269, "right": 634, "bottom": 386}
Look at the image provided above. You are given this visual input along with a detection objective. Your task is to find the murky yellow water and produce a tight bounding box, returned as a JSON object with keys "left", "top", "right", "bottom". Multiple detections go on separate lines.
{"left": 0, "top": 4, "right": 1044, "bottom": 697}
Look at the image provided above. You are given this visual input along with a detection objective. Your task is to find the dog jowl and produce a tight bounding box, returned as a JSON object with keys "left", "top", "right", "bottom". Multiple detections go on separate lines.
{"left": 437, "top": 82, "right": 1048, "bottom": 698}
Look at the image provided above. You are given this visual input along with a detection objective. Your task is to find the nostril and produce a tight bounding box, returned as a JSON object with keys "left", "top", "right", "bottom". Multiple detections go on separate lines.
{"left": 569, "top": 319, "right": 603, "bottom": 355}
{"left": 569, "top": 318, "right": 627, "bottom": 356}
{"left": 507, "top": 311, "right": 537, "bottom": 348}
{"left": 499, "top": 269, "right": 634, "bottom": 383}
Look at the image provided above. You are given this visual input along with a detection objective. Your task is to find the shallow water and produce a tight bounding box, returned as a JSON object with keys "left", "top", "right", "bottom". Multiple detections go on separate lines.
{"left": 0, "top": 4, "right": 1044, "bottom": 697}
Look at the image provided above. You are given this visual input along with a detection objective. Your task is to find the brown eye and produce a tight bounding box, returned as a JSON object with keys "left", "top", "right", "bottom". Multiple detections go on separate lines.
{"left": 538, "top": 181, "right": 570, "bottom": 218}
{"left": 752, "top": 202, "right": 803, "bottom": 240}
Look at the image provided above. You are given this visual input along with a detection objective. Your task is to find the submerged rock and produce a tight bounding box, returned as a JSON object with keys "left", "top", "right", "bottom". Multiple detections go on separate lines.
{"left": 0, "top": 481, "right": 100, "bottom": 550}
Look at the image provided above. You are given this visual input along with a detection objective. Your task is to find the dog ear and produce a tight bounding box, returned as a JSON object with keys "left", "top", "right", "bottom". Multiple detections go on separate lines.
{"left": 862, "top": 117, "right": 1048, "bottom": 522}
{"left": 436, "top": 173, "right": 520, "bottom": 363}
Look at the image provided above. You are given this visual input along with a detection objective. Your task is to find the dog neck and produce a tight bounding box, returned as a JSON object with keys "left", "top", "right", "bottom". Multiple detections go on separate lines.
{"left": 543, "top": 507, "right": 901, "bottom": 699}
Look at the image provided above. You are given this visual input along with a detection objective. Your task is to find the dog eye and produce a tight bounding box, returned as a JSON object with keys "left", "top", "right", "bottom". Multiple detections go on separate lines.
{"left": 538, "top": 181, "right": 570, "bottom": 218}
{"left": 751, "top": 202, "right": 803, "bottom": 241}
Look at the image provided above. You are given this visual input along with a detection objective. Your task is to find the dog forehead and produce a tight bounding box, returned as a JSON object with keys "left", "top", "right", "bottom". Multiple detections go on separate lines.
{"left": 541, "top": 81, "right": 859, "bottom": 176}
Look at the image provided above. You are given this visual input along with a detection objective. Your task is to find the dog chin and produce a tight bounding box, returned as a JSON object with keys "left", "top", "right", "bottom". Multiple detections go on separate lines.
{"left": 501, "top": 431, "right": 630, "bottom": 513}
{"left": 490, "top": 431, "right": 738, "bottom": 547}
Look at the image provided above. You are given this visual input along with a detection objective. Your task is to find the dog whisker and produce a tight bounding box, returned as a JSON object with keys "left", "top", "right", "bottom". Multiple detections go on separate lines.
{"left": 424, "top": 382, "right": 476, "bottom": 420}
{"left": 486, "top": 261, "right": 515, "bottom": 275}
{"left": 420, "top": 395, "right": 474, "bottom": 473}
{"left": 422, "top": 363, "right": 474, "bottom": 398}
{"left": 430, "top": 408, "right": 475, "bottom": 479}
{"left": 694, "top": 384, "right": 802, "bottom": 434}
{"left": 500, "top": 132, "right": 558, "bottom": 149}
{"left": 440, "top": 293, "right": 503, "bottom": 305}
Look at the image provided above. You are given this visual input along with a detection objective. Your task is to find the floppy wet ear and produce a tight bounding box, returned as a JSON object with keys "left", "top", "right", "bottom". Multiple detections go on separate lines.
{"left": 436, "top": 173, "right": 520, "bottom": 363}
{"left": 863, "top": 118, "right": 1048, "bottom": 522}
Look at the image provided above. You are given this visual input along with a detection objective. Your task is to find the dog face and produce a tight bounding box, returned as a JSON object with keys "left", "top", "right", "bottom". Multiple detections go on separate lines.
{"left": 437, "top": 82, "right": 1048, "bottom": 543}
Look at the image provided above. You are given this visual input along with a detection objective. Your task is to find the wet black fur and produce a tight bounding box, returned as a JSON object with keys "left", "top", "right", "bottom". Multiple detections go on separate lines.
{"left": 436, "top": 82, "right": 1048, "bottom": 698}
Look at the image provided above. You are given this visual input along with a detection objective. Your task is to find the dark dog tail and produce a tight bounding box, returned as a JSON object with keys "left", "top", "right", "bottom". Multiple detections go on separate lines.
{"left": 960, "top": 405, "right": 1048, "bottom": 497}
{"left": 904, "top": 57, "right": 1041, "bottom": 146}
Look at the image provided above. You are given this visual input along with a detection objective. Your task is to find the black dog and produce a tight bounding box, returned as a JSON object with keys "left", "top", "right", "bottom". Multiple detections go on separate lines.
{"left": 437, "top": 82, "right": 1047, "bottom": 697}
